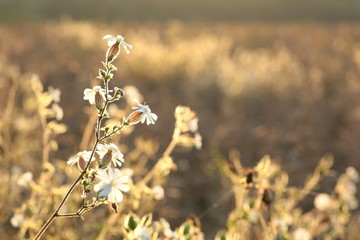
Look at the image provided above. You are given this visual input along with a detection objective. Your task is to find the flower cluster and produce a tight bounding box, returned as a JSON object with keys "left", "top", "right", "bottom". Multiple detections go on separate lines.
{"left": 27, "top": 33, "right": 204, "bottom": 240}
{"left": 65, "top": 35, "right": 158, "bottom": 207}
{"left": 173, "top": 105, "right": 202, "bottom": 149}
{"left": 216, "top": 154, "right": 359, "bottom": 240}
{"left": 123, "top": 213, "right": 204, "bottom": 240}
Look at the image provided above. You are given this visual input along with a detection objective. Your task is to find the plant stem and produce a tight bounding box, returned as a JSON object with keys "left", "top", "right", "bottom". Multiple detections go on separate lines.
{"left": 34, "top": 139, "right": 99, "bottom": 240}
{"left": 95, "top": 138, "right": 177, "bottom": 239}
{"left": 34, "top": 79, "right": 111, "bottom": 239}
{"left": 140, "top": 138, "right": 177, "bottom": 185}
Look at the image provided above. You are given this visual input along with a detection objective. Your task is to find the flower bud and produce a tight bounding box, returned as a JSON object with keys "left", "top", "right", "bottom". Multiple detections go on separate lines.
{"left": 95, "top": 91, "right": 105, "bottom": 110}
{"left": 114, "top": 87, "right": 125, "bottom": 99}
{"left": 314, "top": 193, "right": 331, "bottom": 211}
{"left": 106, "top": 42, "right": 120, "bottom": 63}
{"left": 99, "top": 150, "right": 112, "bottom": 169}
{"left": 98, "top": 69, "right": 107, "bottom": 78}
{"left": 262, "top": 188, "right": 275, "bottom": 206}
{"left": 126, "top": 110, "right": 142, "bottom": 125}
{"left": 78, "top": 156, "right": 87, "bottom": 171}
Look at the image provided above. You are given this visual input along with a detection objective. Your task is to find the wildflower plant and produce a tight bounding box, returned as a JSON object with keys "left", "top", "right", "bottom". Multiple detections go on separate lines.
{"left": 215, "top": 152, "right": 359, "bottom": 240}
{"left": 33, "top": 34, "right": 157, "bottom": 239}
{"left": 31, "top": 34, "right": 204, "bottom": 239}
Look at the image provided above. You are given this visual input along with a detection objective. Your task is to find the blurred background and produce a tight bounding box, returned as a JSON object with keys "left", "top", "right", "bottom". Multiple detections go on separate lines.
{"left": 1, "top": 0, "right": 360, "bottom": 238}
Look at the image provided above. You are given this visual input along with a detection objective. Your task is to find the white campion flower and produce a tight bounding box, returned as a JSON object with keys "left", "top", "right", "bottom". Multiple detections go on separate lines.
{"left": 194, "top": 133, "right": 202, "bottom": 150}
{"left": 10, "top": 212, "right": 24, "bottom": 228}
{"left": 96, "top": 143, "right": 124, "bottom": 167}
{"left": 274, "top": 218, "right": 288, "bottom": 232}
{"left": 160, "top": 218, "right": 178, "bottom": 240}
{"left": 126, "top": 99, "right": 158, "bottom": 125}
{"left": 103, "top": 34, "right": 133, "bottom": 54}
{"left": 67, "top": 151, "right": 94, "bottom": 170}
{"left": 52, "top": 103, "right": 64, "bottom": 121}
{"left": 17, "top": 172, "right": 33, "bottom": 188}
{"left": 48, "top": 86, "right": 61, "bottom": 103}
{"left": 94, "top": 168, "right": 130, "bottom": 203}
{"left": 346, "top": 166, "right": 359, "bottom": 182}
{"left": 134, "top": 226, "right": 151, "bottom": 240}
{"left": 83, "top": 86, "right": 106, "bottom": 105}
{"left": 314, "top": 193, "right": 332, "bottom": 211}
{"left": 152, "top": 185, "right": 165, "bottom": 200}
{"left": 188, "top": 117, "right": 199, "bottom": 132}
{"left": 293, "top": 228, "right": 311, "bottom": 240}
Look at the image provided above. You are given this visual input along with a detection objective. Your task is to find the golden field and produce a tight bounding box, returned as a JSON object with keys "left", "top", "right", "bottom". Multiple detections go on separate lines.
{"left": 0, "top": 21, "right": 359, "bottom": 239}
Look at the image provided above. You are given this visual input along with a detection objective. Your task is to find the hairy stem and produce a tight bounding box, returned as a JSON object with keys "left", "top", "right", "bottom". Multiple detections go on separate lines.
{"left": 34, "top": 77, "right": 111, "bottom": 240}
{"left": 34, "top": 139, "right": 99, "bottom": 239}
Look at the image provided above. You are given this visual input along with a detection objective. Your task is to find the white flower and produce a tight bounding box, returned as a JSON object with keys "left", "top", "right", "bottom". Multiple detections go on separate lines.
{"left": 194, "top": 133, "right": 202, "bottom": 150}
{"left": 48, "top": 86, "right": 61, "bottom": 103}
{"left": 314, "top": 193, "right": 332, "bottom": 211}
{"left": 164, "top": 229, "right": 178, "bottom": 239}
{"left": 160, "top": 218, "right": 178, "bottom": 239}
{"left": 127, "top": 99, "right": 158, "bottom": 125}
{"left": 134, "top": 226, "right": 151, "bottom": 240}
{"left": 96, "top": 143, "right": 124, "bottom": 167}
{"left": 346, "top": 166, "right": 359, "bottom": 182}
{"left": 94, "top": 168, "right": 130, "bottom": 203}
{"left": 293, "top": 228, "right": 311, "bottom": 240}
{"left": 67, "top": 151, "right": 94, "bottom": 170}
{"left": 52, "top": 103, "right": 64, "bottom": 121}
{"left": 188, "top": 117, "right": 199, "bottom": 132}
{"left": 152, "top": 185, "right": 165, "bottom": 200}
{"left": 10, "top": 212, "right": 24, "bottom": 228}
{"left": 274, "top": 218, "right": 288, "bottom": 232}
{"left": 17, "top": 172, "right": 33, "bottom": 188}
{"left": 103, "top": 34, "right": 133, "bottom": 54}
{"left": 83, "top": 86, "right": 106, "bottom": 105}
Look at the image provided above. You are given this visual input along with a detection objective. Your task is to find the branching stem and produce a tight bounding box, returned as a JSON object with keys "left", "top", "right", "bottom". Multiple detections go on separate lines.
{"left": 34, "top": 63, "right": 113, "bottom": 240}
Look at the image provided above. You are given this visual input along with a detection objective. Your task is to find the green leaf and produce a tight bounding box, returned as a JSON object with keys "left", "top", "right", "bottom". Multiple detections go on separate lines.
{"left": 128, "top": 216, "right": 137, "bottom": 230}
{"left": 183, "top": 224, "right": 190, "bottom": 235}
{"left": 249, "top": 200, "right": 255, "bottom": 209}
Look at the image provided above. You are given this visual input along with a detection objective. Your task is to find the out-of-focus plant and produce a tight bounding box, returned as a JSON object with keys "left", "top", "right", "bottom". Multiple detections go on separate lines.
{"left": 0, "top": 58, "right": 67, "bottom": 238}
{"left": 215, "top": 151, "right": 359, "bottom": 240}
